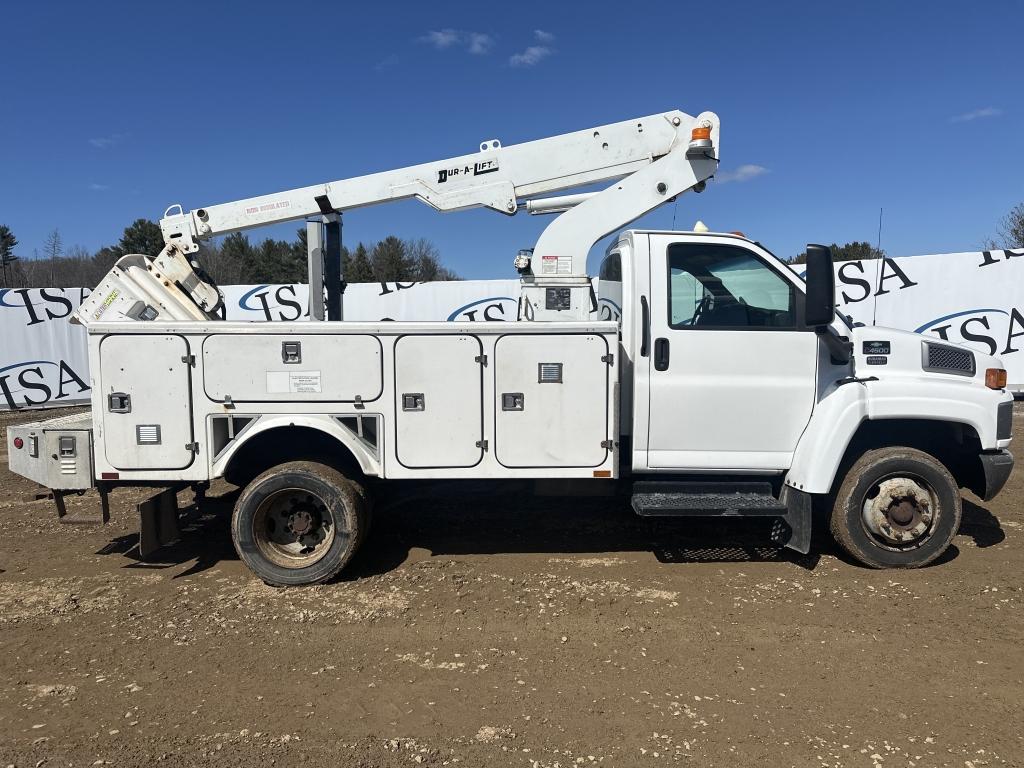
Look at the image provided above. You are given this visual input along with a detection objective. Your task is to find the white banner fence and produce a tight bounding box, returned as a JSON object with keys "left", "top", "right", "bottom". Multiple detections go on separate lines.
{"left": 1, "top": 248, "right": 1021, "bottom": 411}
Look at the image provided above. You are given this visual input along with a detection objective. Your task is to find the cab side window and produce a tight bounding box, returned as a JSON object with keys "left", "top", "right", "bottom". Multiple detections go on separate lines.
{"left": 599, "top": 252, "right": 622, "bottom": 282}
{"left": 668, "top": 243, "right": 797, "bottom": 329}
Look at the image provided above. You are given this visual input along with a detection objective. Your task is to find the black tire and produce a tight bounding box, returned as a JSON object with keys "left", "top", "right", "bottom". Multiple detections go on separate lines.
{"left": 830, "top": 447, "right": 961, "bottom": 569}
{"left": 231, "top": 461, "right": 366, "bottom": 586}
{"left": 348, "top": 478, "right": 373, "bottom": 551}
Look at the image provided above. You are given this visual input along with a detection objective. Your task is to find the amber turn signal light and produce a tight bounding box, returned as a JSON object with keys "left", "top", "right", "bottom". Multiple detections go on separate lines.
{"left": 985, "top": 368, "right": 1007, "bottom": 389}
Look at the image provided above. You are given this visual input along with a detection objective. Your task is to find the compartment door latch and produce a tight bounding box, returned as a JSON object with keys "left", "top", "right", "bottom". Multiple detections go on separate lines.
{"left": 108, "top": 392, "right": 131, "bottom": 413}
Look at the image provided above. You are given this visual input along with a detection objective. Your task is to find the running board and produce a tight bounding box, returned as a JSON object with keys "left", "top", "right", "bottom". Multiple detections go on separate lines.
{"left": 631, "top": 481, "right": 786, "bottom": 517}
{"left": 630, "top": 481, "right": 812, "bottom": 555}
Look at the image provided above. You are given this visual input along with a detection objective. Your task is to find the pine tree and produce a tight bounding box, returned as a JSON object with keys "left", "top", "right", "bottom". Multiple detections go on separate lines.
{"left": 370, "top": 236, "right": 414, "bottom": 282}
{"left": 346, "top": 243, "right": 374, "bottom": 282}
{"left": 0, "top": 225, "right": 18, "bottom": 288}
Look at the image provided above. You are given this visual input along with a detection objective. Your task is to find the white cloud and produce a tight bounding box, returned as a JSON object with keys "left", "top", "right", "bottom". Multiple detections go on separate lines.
{"left": 714, "top": 164, "right": 769, "bottom": 184}
{"left": 422, "top": 29, "right": 461, "bottom": 49}
{"left": 510, "top": 30, "right": 555, "bottom": 66}
{"left": 467, "top": 32, "right": 494, "bottom": 54}
{"left": 88, "top": 132, "right": 128, "bottom": 149}
{"left": 421, "top": 29, "right": 493, "bottom": 54}
{"left": 88, "top": 183, "right": 110, "bottom": 191}
{"left": 950, "top": 106, "right": 1003, "bottom": 123}
{"left": 510, "top": 45, "right": 551, "bottom": 67}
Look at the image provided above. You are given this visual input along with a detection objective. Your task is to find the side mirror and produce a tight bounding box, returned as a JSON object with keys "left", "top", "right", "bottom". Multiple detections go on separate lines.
{"left": 804, "top": 244, "right": 836, "bottom": 328}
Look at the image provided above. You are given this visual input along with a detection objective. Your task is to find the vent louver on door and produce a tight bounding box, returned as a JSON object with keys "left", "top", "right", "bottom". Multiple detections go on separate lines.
{"left": 538, "top": 363, "right": 563, "bottom": 383}
{"left": 136, "top": 425, "right": 162, "bottom": 445}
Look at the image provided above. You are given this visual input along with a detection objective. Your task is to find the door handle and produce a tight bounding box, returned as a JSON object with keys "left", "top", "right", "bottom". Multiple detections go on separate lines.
{"left": 640, "top": 296, "right": 650, "bottom": 357}
{"left": 401, "top": 393, "right": 425, "bottom": 411}
{"left": 654, "top": 337, "right": 670, "bottom": 371}
{"left": 108, "top": 392, "right": 131, "bottom": 413}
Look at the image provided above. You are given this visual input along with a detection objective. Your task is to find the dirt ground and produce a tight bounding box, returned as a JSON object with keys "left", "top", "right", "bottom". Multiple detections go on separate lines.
{"left": 1, "top": 405, "right": 1022, "bottom": 768}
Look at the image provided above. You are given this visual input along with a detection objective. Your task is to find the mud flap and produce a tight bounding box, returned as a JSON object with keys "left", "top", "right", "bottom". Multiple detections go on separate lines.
{"left": 138, "top": 488, "right": 181, "bottom": 560}
{"left": 772, "top": 487, "right": 812, "bottom": 554}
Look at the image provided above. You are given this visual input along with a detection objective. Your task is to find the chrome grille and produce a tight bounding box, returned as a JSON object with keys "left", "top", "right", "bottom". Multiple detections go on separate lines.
{"left": 923, "top": 342, "right": 975, "bottom": 376}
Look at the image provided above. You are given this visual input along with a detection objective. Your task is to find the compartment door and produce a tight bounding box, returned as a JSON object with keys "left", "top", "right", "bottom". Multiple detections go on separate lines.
{"left": 495, "top": 334, "right": 610, "bottom": 468}
{"left": 394, "top": 335, "right": 484, "bottom": 469}
{"left": 203, "top": 334, "right": 383, "bottom": 403}
{"left": 100, "top": 334, "right": 195, "bottom": 470}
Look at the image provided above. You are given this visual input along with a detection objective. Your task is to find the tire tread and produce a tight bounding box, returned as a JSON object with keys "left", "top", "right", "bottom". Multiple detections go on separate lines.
{"left": 829, "top": 446, "right": 960, "bottom": 569}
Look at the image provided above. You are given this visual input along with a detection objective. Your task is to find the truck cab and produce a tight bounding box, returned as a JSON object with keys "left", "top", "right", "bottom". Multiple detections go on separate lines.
{"left": 602, "top": 230, "right": 821, "bottom": 474}
{"left": 599, "top": 229, "right": 1014, "bottom": 567}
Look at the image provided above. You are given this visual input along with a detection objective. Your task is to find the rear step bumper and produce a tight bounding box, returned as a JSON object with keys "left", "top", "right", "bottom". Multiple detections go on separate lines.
{"left": 630, "top": 481, "right": 812, "bottom": 554}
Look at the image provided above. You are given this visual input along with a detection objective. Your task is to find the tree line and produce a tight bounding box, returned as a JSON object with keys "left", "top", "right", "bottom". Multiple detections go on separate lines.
{"left": 788, "top": 241, "right": 885, "bottom": 265}
{"left": 788, "top": 203, "right": 1024, "bottom": 264}
{"left": 0, "top": 219, "right": 459, "bottom": 289}
{"left": 3, "top": 203, "right": 1022, "bottom": 289}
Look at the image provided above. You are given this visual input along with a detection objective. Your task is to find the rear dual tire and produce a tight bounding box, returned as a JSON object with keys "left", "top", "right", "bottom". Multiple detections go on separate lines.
{"left": 231, "top": 461, "right": 368, "bottom": 587}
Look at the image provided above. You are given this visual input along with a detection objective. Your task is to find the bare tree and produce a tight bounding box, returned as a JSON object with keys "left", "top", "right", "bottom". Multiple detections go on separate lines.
{"left": 64, "top": 244, "right": 97, "bottom": 287}
{"left": 985, "top": 202, "right": 1024, "bottom": 250}
{"left": 199, "top": 241, "right": 245, "bottom": 286}
{"left": 406, "top": 237, "right": 460, "bottom": 280}
{"left": 43, "top": 229, "right": 63, "bottom": 259}
{"left": 42, "top": 229, "right": 63, "bottom": 285}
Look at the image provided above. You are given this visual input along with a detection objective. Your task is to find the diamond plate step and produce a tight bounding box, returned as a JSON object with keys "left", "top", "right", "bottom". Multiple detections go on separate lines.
{"left": 631, "top": 481, "right": 786, "bottom": 518}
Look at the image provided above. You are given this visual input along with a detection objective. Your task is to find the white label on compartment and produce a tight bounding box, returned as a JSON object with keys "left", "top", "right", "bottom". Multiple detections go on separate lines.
{"left": 540, "top": 255, "right": 572, "bottom": 275}
{"left": 266, "top": 370, "right": 322, "bottom": 394}
{"left": 289, "top": 371, "right": 322, "bottom": 393}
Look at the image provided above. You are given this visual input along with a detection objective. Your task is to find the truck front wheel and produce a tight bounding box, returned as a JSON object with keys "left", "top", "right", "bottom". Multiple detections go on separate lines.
{"left": 830, "top": 447, "right": 961, "bottom": 569}
{"left": 231, "top": 461, "right": 367, "bottom": 586}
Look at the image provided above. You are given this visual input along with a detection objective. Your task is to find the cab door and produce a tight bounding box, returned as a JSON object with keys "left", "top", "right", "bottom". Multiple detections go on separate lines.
{"left": 640, "top": 235, "right": 817, "bottom": 471}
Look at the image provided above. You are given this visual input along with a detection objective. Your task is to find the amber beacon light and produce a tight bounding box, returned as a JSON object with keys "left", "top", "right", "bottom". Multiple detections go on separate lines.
{"left": 686, "top": 124, "right": 714, "bottom": 158}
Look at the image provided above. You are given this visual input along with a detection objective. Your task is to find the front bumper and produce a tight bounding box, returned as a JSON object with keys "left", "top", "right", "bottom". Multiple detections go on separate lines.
{"left": 978, "top": 449, "right": 1014, "bottom": 501}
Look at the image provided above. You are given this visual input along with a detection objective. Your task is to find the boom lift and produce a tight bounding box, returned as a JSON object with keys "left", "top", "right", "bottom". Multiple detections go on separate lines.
{"left": 74, "top": 109, "right": 720, "bottom": 325}
{"left": 10, "top": 107, "right": 1015, "bottom": 587}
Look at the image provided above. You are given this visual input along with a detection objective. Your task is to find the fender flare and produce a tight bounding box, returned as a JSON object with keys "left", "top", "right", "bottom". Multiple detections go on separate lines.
{"left": 211, "top": 414, "right": 381, "bottom": 480}
{"left": 787, "top": 380, "right": 995, "bottom": 495}
{"left": 786, "top": 383, "right": 868, "bottom": 495}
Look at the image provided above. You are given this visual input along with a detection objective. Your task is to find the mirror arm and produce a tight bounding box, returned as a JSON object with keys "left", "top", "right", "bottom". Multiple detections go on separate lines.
{"left": 816, "top": 325, "right": 853, "bottom": 365}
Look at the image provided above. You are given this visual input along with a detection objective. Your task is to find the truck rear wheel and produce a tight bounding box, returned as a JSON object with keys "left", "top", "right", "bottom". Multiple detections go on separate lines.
{"left": 830, "top": 447, "right": 961, "bottom": 569}
{"left": 231, "top": 461, "right": 367, "bottom": 586}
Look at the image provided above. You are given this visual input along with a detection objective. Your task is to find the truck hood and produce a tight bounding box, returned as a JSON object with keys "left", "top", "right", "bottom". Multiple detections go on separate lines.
{"left": 850, "top": 325, "right": 1003, "bottom": 384}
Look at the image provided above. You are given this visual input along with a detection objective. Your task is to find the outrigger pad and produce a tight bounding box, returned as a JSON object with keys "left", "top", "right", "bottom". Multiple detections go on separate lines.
{"left": 53, "top": 487, "right": 110, "bottom": 525}
{"left": 138, "top": 488, "right": 181, "bottom": 560}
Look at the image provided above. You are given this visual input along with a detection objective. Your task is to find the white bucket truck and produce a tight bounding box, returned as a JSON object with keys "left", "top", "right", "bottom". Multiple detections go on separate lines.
{"left": 7, "top": 109, "right": 1014, "bottom": 585}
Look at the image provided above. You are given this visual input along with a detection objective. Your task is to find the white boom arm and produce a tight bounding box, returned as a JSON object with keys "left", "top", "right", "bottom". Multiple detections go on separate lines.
{"left": 76, "top": 109, "right": 719, "bottom": 325}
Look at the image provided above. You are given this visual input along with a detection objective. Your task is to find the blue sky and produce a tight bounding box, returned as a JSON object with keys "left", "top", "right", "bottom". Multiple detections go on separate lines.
{"left": 1, "top": 1, "right": 1021, "bottom": 279}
